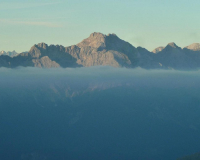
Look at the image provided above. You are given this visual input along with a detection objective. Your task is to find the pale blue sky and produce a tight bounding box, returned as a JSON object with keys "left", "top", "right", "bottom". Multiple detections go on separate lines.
{"left": 1, "top": 0, "right": 200, "bottom": 52}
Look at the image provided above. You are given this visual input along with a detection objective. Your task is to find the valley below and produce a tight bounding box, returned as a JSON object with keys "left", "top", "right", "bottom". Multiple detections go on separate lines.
{"left": 0, "top": 67, "right": 200, "bottom": 159}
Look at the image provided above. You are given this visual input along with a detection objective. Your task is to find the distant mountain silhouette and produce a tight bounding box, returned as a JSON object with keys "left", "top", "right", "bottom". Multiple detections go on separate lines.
{"left": 0, "top": 50, "right": 19, "bottom": 57}
{"left": 0, "top": 32, "right": 200, "bottom": 69}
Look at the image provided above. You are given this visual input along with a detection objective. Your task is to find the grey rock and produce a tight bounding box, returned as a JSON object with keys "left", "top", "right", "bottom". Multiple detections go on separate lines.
{"left": 137, "top": 47, "right": 162, "bottom": 69}
{"left": 0, "top": 32, "right": 200, "bottom": 70}
{"left": 152, "top": 46, "right": 164, "bottom": 54}
{"left": 0, "top": 50, "right": 18, "bottom": 57}
{"left": 184, "top": 43, "right": 200, "bottom": 51}
{"left": 153, "top": 42, "right": 195, "bottom": 70}
{"left": 9, "top": 43, "right": 79, "bottom": 68}
{"left": 32, "top": 56, "right": 60, "bottom": 68}
{"left": 67, "top": 32, "right": 139, "bottom": 67}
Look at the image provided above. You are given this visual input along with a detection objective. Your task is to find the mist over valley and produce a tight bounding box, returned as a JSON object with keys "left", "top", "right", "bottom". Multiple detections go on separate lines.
{"left": 1, "top": 67, "right": 200, "bottom": 160}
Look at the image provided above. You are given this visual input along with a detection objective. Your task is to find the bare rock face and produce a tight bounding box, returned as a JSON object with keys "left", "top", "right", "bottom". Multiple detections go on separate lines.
{"left": 32, "top": 56, "right": 60, "bottom": 68}
{"left": 77, "top": 32, "right": 107, "bottom": 49}
{"left": 10, "top": 43, "right": 78, "bottom": 68}
{"left": 184, "top": 43, "right": 200, "bottom": 51}
{"left": 1, "top": 33, "right": 139, "bottom": 68}
{"left": 67, "top": 32, "right": 139, "bottom": 67}
{"left": 167, "top": 42, "right": 180, "bottom": 48}
{"left": 28, "top": 45, "right": 43, "bottom": 58}
{"left": 0, "top": 32, "right": 200, "bottom": 69}
{"left": 152, "top": 47, "right": 164, "bottom": 54}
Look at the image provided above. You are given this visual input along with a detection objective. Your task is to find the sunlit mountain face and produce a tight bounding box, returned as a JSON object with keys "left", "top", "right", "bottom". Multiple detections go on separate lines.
{"left": 0, "top": 67, "right": 200, "bottom": 160}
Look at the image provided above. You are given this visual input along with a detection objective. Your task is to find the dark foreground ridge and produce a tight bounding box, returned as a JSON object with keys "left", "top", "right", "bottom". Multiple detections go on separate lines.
{"left": 1, "top": 32, "right": 200, "bottom": 70}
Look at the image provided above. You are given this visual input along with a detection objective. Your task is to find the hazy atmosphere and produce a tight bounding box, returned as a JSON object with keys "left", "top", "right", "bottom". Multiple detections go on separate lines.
{"left": 1, "top": 0, "right": 200, "bottom": 52}
{"left": 1, "top": 67, "right": 200, "bottom": 160}
{"left": 1, "top": 0, "right": 200, "bottom": 160}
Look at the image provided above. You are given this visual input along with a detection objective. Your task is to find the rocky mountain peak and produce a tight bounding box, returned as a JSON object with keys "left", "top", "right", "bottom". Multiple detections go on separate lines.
{"left": 107, "top": 33, "right": 118, "bottom": 37}
{"left": 0, "top": 50, "right": 18, "bottom": 57}
{"left": 152, "top": 47, "right": 164, "bottom": 53}
{"left": 0, "top": 51, "right": 6, "bottom": 55}
{"left": 77, "top": 32, "right": 123, "bottom": 50}
{"left": 28, "top": 43, "right": 47, "bottom": 58}
{"left": 37, "top": 43, "right": 48, "bottom": 49}
{"left": 2, "top": 32, "right": 200, "bottom": 70}
{"left": 29, "top": 43, "right": 48, "bottom": 52}
{"left": 166, "top": 42, "right": 179, "bottom": 48}
{"left": 184, "top": 43, "right": 200, "bottom": 51}
{"left": 68, "top": 32, "right": 139, "bottom": 67}
{"left": 163, "top": 42, "right": 182, "bottom": 53}
{"left": 89, "top": 32, "right": 106, "bottom": 38}
{"left": 77, "top": 32, "right": 106, "bottom": 48}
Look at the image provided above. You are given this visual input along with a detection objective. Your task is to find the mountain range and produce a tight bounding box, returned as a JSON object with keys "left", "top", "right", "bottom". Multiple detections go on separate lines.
{"left": 0, "top": 50, "right": 19, "bottom": 57}
{"left": 1, "top": 32, "right": 200, "bottom": 70}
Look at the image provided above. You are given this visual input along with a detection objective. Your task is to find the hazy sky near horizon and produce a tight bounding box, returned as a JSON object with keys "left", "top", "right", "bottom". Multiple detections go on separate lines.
{"left": 1, "top": 0, "right": 200, "bottom": 52}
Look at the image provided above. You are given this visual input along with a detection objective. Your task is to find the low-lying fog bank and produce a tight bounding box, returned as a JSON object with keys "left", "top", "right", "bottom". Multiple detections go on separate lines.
{"left": 0, "top": 66, "right": 200, "bottom": 160}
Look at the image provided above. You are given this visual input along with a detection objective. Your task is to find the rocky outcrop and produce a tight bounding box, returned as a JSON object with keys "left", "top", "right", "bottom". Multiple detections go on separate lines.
{"left": 66, "top": 32, "right": 139, "bottom": 67}
{"left": 184, "top": 43, "right": 200, "bottom": 51}
{"left": 152, "top": 46, "right": 164, "bottom": 53}
{"left": 7, "top": 43, "right": 79, "bottom": 68}
{"left": 32, "top": 56, "right": 60, "bottom": 68}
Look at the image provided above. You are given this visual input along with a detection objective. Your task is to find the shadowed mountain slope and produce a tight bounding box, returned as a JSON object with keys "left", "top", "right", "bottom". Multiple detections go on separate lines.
{"left": 153, "top": 42, "right": 190, "bottom": 69}
{"left": 152, "top": 42, "right": 200, "bottom": 70}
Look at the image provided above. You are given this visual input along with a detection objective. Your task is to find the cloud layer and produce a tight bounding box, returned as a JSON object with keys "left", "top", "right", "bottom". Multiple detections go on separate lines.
{"left": 1, "top": 66, "right": 200, "bottom": 89}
